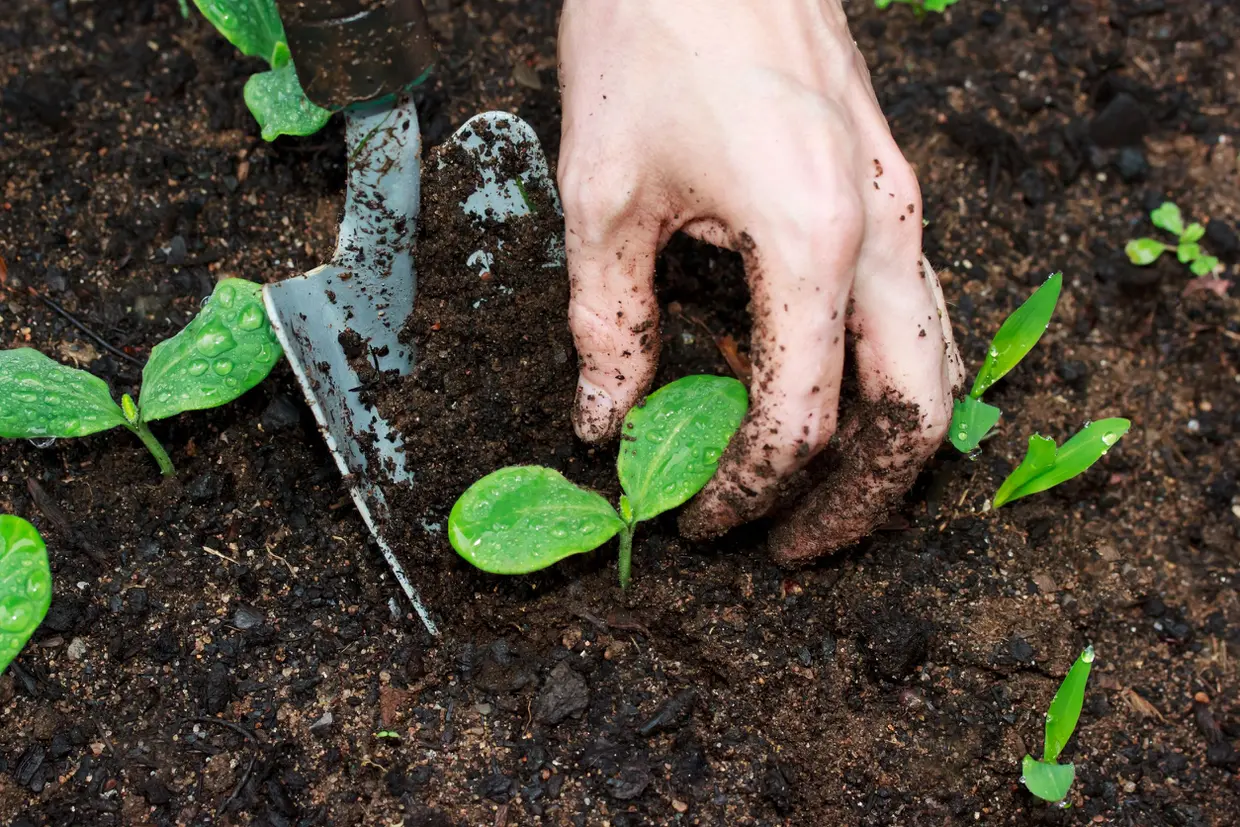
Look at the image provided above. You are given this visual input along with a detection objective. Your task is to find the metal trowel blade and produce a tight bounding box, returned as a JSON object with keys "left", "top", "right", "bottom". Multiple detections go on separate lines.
{"left": 262, "top": 107, "right": 559, "bottom": 636}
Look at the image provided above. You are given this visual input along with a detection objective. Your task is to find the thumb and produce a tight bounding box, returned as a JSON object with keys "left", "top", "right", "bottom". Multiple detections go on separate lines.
{"left": 562, "top": 174, "right": 663, "bottom": 442}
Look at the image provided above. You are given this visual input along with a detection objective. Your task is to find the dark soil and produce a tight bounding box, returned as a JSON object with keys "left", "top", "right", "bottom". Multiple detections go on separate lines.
{"left": 2, "top": 1, "right": 1239, "bottom": 825}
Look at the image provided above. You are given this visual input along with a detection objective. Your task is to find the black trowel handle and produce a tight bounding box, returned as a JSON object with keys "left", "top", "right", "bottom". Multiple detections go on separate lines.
{"left": 275, "top": 0, "right": 437, "bottom": 110}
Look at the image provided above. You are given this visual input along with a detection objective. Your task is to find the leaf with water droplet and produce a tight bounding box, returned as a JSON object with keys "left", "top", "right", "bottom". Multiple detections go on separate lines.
{"left": 140, "top": 279, "right": 282, "bottom": 422}
{"left": 992, "top": 418, "right": 1130, "bottom": 509}
{"left": 0, "top": 349, "right": 128, "bottom": 439}
{"left": 1021, "top": 755, "right": 1075, "bottom": 803}
{"left": 617, "top": 375, "right": 749, "bottom": 523}
{"left": 449, "top": 466, "right": 624, "bottom": 574}
{"left": 1044, "top": 646, "right": 1095, "bottom": 762}
{"left": 970, "top": 272, "right": 1062, "bottom": 398}
{"left": 0, "top": 516, "right": 52, "bottom": 675}
{"left": 949, "top": 396, "right": 1001, "bottom": 453}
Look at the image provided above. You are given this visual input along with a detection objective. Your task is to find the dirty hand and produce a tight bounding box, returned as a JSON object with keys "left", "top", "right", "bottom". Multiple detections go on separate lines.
{"left": 557, "top": 0, "right": 965, "bottom": 563}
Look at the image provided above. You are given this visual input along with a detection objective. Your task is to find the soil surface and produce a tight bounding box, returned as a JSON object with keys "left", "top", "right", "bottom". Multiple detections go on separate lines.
{"left": 2, "top": 1, "right": 1239, "bottom": 825}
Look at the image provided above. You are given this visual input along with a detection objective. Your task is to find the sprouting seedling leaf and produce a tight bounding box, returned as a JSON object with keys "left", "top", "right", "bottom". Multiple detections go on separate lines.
{"left": 0, "top": 516, "right": 52, "bottom": 675}
{"left": 949, "top": 396, "right": 1002, "bottom": 453}
{"left": 190, "top": 0, "right": 332, "bottom": 141}
{"left": 1022, "top": 755, "right": 1076, "bottom": 803}
{"left": 1125, "top": 238, "right": 1169, "bottom": 266}
{"left": 992, "top": 418, "right": 1130, "bottom": 509}
{"left": 449, "top": 375, "right": 748, "bottom": 589}
{"left": 1022, "top": 646, "right": 1095, "bottom": 803}
{"left": 450, "top": 466, "right": 626, "bottom": 575}
{"left": 141, "top": 279, "right": 283, "bottom": 422}
{"left": 1044, "top": 646, "right": 1095, "bottom": 761}
{"left": 1176, "top": 243, "right": 1201, "bottom": 264}
{"left": 192, "top": 0, "right": 287, "bottom": 64}
{"left": 1181, "top": 223, "right": 1205, "bottom": 244}
{"left": 1189, "top": 256, "right": 1219, "bottom": 277}
{"left": 1150, "top": 202, "right": 1184, "bottom": 237}
{"left": 244, "top": 63, "right": 333, "bottom": 142}
{"left": 617, "top": 376, "right": 749, "bottom": 522}
{"left": 970, "top": 272, "right": 1062, "bottom": 398}
{"left": 0, "top": 349, "right": 129, "bottom": 439}
{"left": 0, "top": 279, "right": 282, "bottom": 476}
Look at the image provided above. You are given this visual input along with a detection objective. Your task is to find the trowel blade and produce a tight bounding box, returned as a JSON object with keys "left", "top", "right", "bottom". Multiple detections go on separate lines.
{"left": 262, "top": 108, "right": 559, "bottom": 636}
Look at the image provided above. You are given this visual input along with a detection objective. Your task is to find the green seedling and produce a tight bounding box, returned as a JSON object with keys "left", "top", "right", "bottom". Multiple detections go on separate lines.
{"left": 876, "top": 0, "right": 960, "bottom": 16}
{"left": 450, "top": 375, "right": 748, "bottom": 589}
{"left": 1126, "top": 202, "right": 1220, "bottom": 277}
{"left": 1023, "top": 646, "right": 1095, "bottom": 803}
{"left": 0, "top": 516, "right": 52, "bottom": 675}
{"left": 188, "top": 0, "right": 331, "bottom": 141}
{"left": 992, "top": 419, "right": 1130, "bottom": 509}
{"left": 0, "top": 279, "right": 282, "bottom": 476}
{"left": 950, "top": 273, "right": 1063, "bottom": 453}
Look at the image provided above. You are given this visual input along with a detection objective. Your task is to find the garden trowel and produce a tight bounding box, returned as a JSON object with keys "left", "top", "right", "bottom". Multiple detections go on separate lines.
{"left": 262, "top": 102, "right": 559, "bottom": 636}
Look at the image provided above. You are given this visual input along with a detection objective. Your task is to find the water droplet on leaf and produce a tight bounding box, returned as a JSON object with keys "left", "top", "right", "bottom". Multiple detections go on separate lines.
{"left": 188, "top": 359, "right": 209, "bottom": 376}
{"left": 196, "top": 321, "right": 237, "bottom": 358}
{"left": 212, "top": 359, "right": 235, "bottom": 376}
{"left": 238, "top": 304, "right": 266, "bottom": 330}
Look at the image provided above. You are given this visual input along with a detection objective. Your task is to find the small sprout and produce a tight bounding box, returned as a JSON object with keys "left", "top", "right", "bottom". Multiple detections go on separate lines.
{"left": 1023, "top": 647, "right": 1095, "bottom": 803}
{"left": 450, "top": 375, "right": 748, "bottom": 589}
{"left": 876, "top": 0, "right": 960, "bottom": 16}
{"left": 0, "top": 279, "right": 282, "bottom": 476}
{"left": 0, "top": 516, "right": 52, "bottom": 675}
{"left": 992, "top": 419, "right": 1130, "bottom": 509}
{"left": 1126, "top": 201, "right": 1221, "bottom": 277}
{"left": 949, "top": 273, "right": 1063, "bottom": 453}
{"left": 188, "top": 0, "right": 330, "bottom": 140}
{"left": 375, "top": 730, "right": 401, "bottom": 740}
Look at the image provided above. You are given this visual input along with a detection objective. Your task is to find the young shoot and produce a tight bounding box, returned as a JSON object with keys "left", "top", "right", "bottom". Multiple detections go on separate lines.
{"left": 1126, "top": 201, "right": 1221, "bottom": 277}
{"left": 992, "top": 419, "right": 1130, "bottom": 509}
{"left": 449, "top": 375, "right": 748, "bottom": 589}
{"left": 0, "top": 279, "right": 282, "bottom": 476}
{"left": 950, "top": 273, "right": 1063, "bottom": 453}
{"left": 876, "top": 0, "right": 960, "bottom": 16}
{"left": 1023, "top": 646, "right": 1095, "bottom": 803}
{"left": 0, "top": 516, "right": 52, "bottom": 675}
{"left": 189, "top": 0, "right": 331, "bottom": 140}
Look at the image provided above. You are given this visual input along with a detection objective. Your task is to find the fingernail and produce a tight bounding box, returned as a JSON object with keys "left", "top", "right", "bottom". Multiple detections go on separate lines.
{"left": 573, "top": 377, "right": 616, "bottom": 441}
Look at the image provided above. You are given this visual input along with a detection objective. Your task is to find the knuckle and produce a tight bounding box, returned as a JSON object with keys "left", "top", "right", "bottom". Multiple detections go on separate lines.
{"left": 558, "top": 155, "right": 638, "bottom": 241}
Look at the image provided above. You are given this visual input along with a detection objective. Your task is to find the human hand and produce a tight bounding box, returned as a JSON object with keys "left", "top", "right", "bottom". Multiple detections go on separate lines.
{"left": 556, "top": 0, "right": 964, "bottom": 563}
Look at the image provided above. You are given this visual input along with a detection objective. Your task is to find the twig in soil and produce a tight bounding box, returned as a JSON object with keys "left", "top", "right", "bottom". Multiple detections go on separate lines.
{"left": 670, "top": 304, "right": 753, "bottom": 384}
{"left": 35, "top": 293, "right": 144, "bottom": 367}
{"left": 202, "top": 545, "right": 239, "bottom": 565}
{"left": 266, "top": 547, "right": 296, "bottom": 576}
{"left": 26, "top": 478, "right": 109, "bottom": 567}
{"left": 187, "top": 716, "right": 260, "bottom": 743}
{"left": 219, "top": 752, "right": 257, "bottom": 813}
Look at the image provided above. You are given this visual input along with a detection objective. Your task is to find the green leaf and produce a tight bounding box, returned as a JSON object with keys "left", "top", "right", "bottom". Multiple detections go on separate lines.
{"left": 1125, "top": 238, "right": 1169, "bottom": 266}
{"left": 970, "top": 272, "right": 1062, "bottom": 398}
{"left": 1181, "top": 223, "right": 1206, "bottom": 243}
{"left": 1045, "top": 646, "right": 1095, "bottom": 761}
{"left": 1177, "top": 242, "right": 1201, "bottom": 264}
{"left": 617, "top": 375, "right": 749, "bottom": 523}
{"left": 0, "top": 349, "right": 128, "bottom": 439}
{"left": 0, "top": 516, "right": 52, "bottom": 675}
{"left": 1022, "top": 755, "right": 1075, "bottom": 803}
{"left": 140, "top": 278, "right": 283, "bottom": 422}
{"left": 449, "top": 466, "right": 625, "bottom": 574}
{"left": 922, "top": 0, "right": 959, "bottom": 11}
{"left": 1189, "top": 256, "right": 1220, "bottom": 277}
{"left": 949, "top": 396, "right": 1002, "bottom": 453}
{"left": 1150, "top": 202, "right": 1184, "bottom": 236}
{"left": 243, "top": 63, "right": 333, "bottom": 141}
{"left": 992, "top": 419, "right": 1130, "bottom": 508}
{"left": 192, "top": 0, "right": 287, "bottom": 65}
{"left": 875, "top": 0, "right": 895, "bottom": 9}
